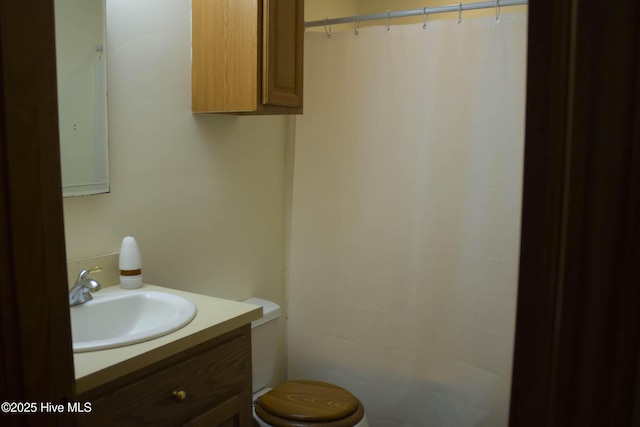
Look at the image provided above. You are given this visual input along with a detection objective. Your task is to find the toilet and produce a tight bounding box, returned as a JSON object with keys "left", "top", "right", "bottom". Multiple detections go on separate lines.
{"left": 243, "top": 298, "right": 369, "bottom": 427}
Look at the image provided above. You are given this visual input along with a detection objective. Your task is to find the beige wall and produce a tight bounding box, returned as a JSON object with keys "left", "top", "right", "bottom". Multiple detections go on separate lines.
{"left": 63, "top": 0, "right": 288, "bottom": 385}
{"left": 305, "top": 0, "right": 357, "bottom": 21}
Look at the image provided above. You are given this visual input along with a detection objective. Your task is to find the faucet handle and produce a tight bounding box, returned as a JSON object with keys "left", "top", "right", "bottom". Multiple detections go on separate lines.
{"left": 77, "top": 265, "right": 103, "bottom": 281}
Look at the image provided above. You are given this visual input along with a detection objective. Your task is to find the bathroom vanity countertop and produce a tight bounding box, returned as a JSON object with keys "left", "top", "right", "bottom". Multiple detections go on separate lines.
{"left": 73, "top": 284, "right": 262, "bottom": 394}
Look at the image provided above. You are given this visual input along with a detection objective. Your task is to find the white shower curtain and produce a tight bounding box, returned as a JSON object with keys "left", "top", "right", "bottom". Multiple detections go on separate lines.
{"left": 288, "top": 13, "right": 527, "bottom": 427}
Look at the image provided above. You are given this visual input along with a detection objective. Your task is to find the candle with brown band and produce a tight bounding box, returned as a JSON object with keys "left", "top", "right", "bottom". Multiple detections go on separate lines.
{"left": 119, "top": 236, "right": 143, "bottom": 289}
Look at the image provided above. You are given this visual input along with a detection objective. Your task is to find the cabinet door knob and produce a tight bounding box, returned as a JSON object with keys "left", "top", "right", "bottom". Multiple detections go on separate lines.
{"left": 172, "top": 390, "right": 187, "bottom": 402}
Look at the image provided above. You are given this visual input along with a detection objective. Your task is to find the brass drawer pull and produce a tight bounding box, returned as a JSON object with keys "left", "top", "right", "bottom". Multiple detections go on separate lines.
{"left": 172, "top": 390, "right": 187, "bottom": 402}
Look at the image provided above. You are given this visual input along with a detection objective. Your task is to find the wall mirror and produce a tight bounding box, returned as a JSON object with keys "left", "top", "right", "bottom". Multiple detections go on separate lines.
{"left": 55, "top": 0, "right": 110, "bottom": 197}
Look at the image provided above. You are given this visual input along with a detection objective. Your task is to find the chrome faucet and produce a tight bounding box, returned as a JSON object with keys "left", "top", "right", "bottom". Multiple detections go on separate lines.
{"left": 69, "top": 266, "right": 103, "bottom": 306}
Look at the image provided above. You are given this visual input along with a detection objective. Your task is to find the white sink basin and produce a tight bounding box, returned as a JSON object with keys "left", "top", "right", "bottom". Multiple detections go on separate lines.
{"left": 71, "top": 290, "right": 197, "bottom": 352}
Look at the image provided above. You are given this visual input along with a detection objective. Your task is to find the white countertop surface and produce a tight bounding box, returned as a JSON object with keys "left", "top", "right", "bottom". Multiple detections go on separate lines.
{"left": 73, "top": 284, "right": 262, "bottom": 394}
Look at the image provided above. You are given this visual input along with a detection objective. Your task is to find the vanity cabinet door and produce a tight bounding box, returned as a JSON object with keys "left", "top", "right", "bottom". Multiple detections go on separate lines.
{"left": 187, "top": 393, "right": 250, "bottom": 426}
{"left": 77, "top": 326, "right": 252, "bottom": 426}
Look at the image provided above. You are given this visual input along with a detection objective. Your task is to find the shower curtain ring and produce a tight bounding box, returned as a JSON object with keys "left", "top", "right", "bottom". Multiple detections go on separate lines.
{"left": 422, "top": 6, "right": 428, "bottom": 29}
{"left": 354, "top": 15, "right": 359, "bottom": 35}
{"left": 496, "top": 0, "right": 501, "bottom": 22}
{"left": 323, "top": 18, "right": 332, "bottom": 38}
{"left": 458, "top": 3, "right": 462, "bottom": 24}
{"left": 386, "top": 10, "right": 392, "bottom": 32}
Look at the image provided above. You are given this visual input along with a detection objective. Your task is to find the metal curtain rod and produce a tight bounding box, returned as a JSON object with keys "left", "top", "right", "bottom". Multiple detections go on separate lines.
{"left": 305, "top": 0, "right": 528, "bottom": 29}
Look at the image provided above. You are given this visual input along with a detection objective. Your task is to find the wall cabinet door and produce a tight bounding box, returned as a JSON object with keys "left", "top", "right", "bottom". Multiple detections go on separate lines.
{"left": 192, "top": 0, "right": 303, "bottom": 114}
{"left": 262, "top": 0, "right": 304, "bottom": 109}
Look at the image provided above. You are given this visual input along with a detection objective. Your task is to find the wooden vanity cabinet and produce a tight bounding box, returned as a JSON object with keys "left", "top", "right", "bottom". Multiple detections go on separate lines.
{"left": 76, "top": 325, "right": 253, "bottom": 427}
{"left": 192, "top": 0, "right": 304, "bottom": 114}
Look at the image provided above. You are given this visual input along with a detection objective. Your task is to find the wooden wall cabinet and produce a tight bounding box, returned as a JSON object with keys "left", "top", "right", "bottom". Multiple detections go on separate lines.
{"left": 76, "top": 325, "right": 253, "bottom": 427}
{"left": 192, "top": 0, "right": 304, "bottom": 114}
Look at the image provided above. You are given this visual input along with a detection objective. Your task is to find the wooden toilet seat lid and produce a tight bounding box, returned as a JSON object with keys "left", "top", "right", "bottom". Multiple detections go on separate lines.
{"left": 256, "top": 380, "right": 364, "bottom": 426}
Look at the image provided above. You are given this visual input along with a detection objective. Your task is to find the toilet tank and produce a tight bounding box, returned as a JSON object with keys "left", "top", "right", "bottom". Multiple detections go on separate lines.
{"left": 242, "top": 298, "right": 281, "bottom": 393}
